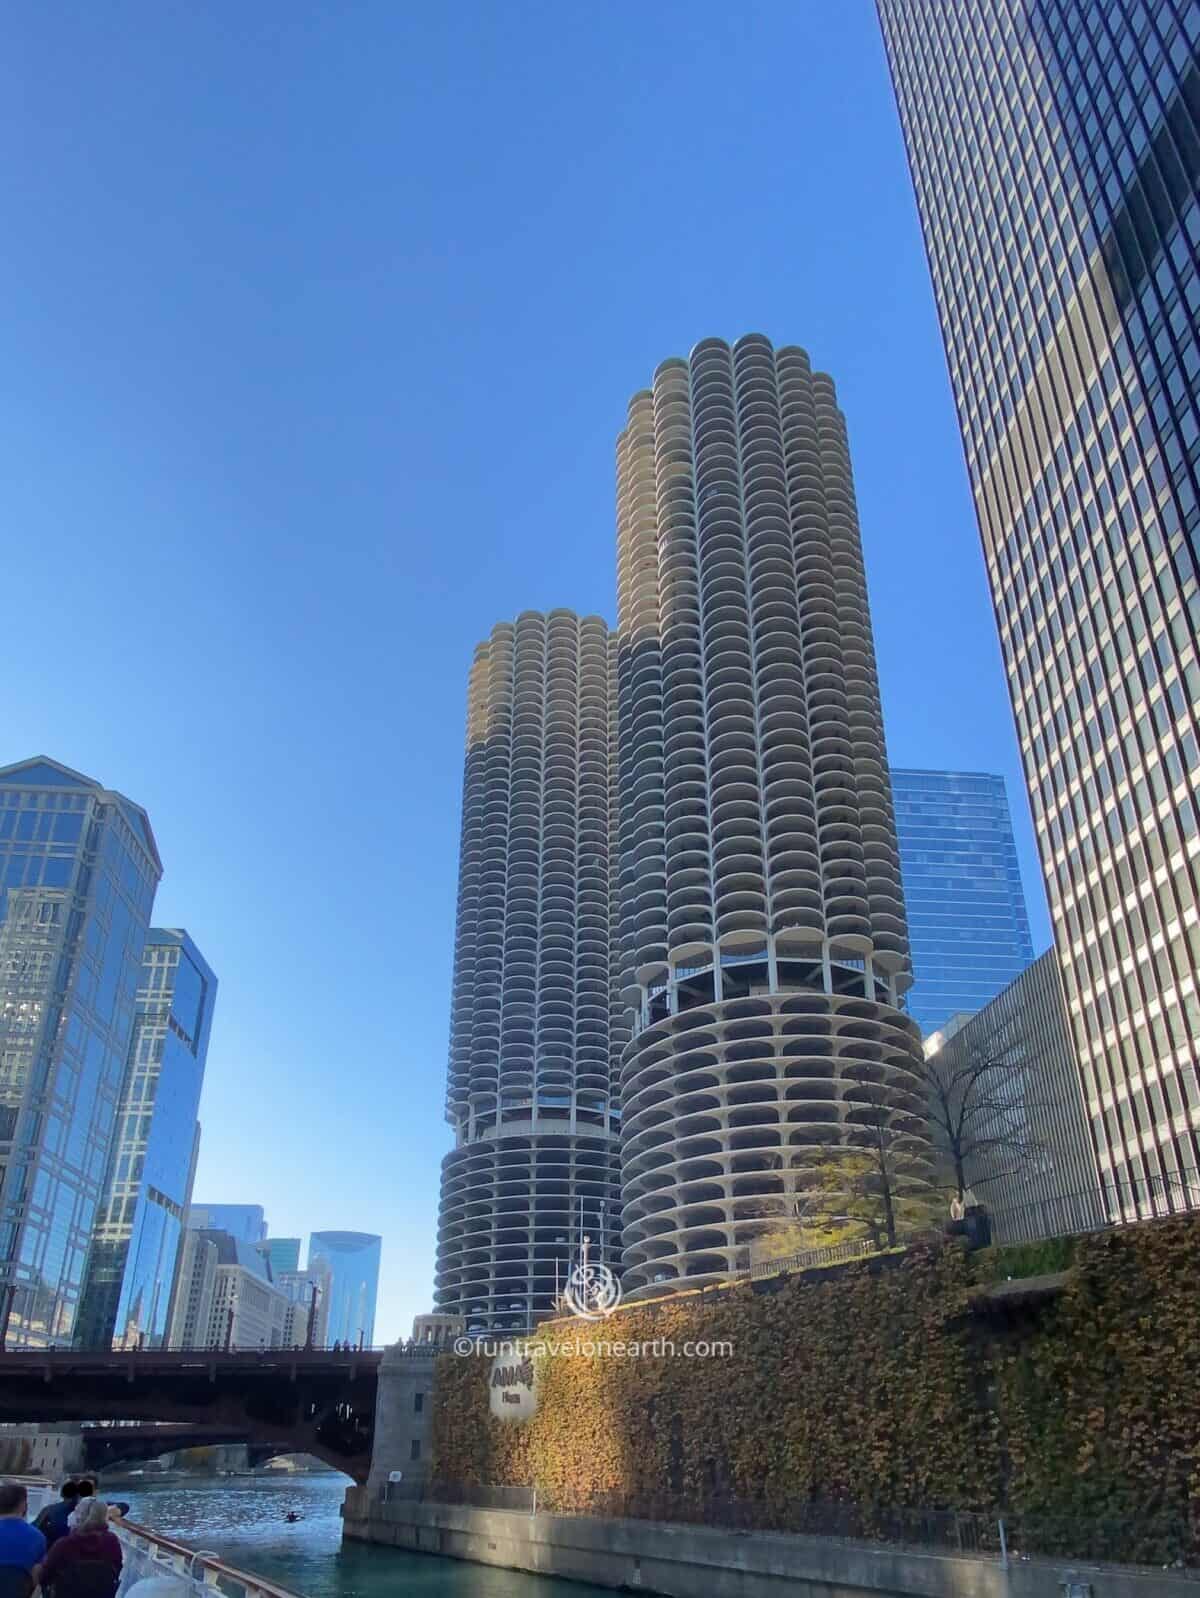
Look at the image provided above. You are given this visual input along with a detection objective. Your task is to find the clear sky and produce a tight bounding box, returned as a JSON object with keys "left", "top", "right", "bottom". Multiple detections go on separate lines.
{"left": 2, "top": 2, "right": 1052, "bottom": 1342}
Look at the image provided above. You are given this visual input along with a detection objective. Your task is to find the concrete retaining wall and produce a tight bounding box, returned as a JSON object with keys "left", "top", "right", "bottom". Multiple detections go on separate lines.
{"left": 340, "top": 1493, "right": 1198, "bottom": 1598}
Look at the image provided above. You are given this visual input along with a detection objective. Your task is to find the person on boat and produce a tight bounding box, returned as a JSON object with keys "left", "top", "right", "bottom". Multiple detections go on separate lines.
{"left": 33, "top": 1483, "right": 79, "bottom": 1549}
{"left": 66, "top": 1483, "right": 96, "bottom": 1533}
{"left": 40, "top": 1498, "right": 122, "bottom": 1598}
{"left": 0, "top": 1482, "right": 46, "bottom": 1598}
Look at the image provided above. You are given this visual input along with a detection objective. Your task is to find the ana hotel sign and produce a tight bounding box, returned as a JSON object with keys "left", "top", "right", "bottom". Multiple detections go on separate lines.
{"left": 489, "top": 1350, "right": 540, "bottom": 1421}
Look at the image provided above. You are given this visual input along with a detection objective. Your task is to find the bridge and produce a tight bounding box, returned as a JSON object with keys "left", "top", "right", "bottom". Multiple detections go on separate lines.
{"left": 0, "top": 1348, "right": 392, "bottom": 1483}
{"left": 78, "top": 1424, "right": 283, "bottom": 1473}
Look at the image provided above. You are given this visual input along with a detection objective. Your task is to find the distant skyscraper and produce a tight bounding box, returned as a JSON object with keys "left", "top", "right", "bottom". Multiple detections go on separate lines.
{"left": 878, "top": 1, "right": 1200, "bottom": 1203}
{"left": 76, "top": 929, "right": 217, "bottom": 1349}
{"left": 167, "top": 1227, "right": 287, "bottom": 1349}
{"left": 258, "top": 1237, "right": 301, "bottom": 1278}
{"left": 615, "top": 336, "right": 930, "bottom": 1298}
{"left": 308, "top": 1231, "right": 380, "bottom": 1347}
{"left": 0, "top": 757, "right": 161, "bottom": 1347}
{"left": 434, "top": 611, "right": 622, "bottom": 1334}
{"left": 189, "top": 1204, "right": 266, "bottom": 1244}
{"left": 891, "top": 770, "right": 1035, "bottom": 1035}
{"left": 277, "top": 1262, "right": 330, "bottom": 1347}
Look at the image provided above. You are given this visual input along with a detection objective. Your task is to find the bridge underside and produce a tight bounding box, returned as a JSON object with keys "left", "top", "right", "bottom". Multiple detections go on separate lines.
{"left": 80, "top": 1425, "right": 290, "bottom": 1473}
{"left": 0, "top": 1353, "right": 379, "bottom": 1483}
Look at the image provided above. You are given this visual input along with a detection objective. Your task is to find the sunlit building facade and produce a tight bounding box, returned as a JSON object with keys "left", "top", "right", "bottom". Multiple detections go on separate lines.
{"left": 892, "top": 769, "right": 1035, "bottom": 1034}
{"left": 615, "top": 336, "right": 930, "bottom": 1298}
{"left": 878, "top": 0, "right": 1200, "bottom": 1205}
{"left": 925, "top": 949, "right": 1104, "bottom": 1241}
{"left": 76, "top": 929, "right": 216, "bottom": 1349}
{"left": 434, "top": 612, "right": 623, "bottom": 1334}
{"left": 0, "top": 757, "right": 161, "bottom": 1347}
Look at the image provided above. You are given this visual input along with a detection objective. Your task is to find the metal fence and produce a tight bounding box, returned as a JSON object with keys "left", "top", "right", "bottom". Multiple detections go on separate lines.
{"left": 745, "top": 1232, "right": 917, "bottom": 1282}
{"left": 737, "top": 1169, "right": 1200, "bottom": 1288}
{"left": 408, "top": 1484, "right": 1198, "bottom": 1571}
{"left": 988, "top": 1167, "right": 1200, "bottom": 1246}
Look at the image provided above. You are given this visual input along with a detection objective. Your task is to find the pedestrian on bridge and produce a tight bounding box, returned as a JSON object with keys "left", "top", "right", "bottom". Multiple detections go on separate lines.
{"left": 40, "top": 1498, "right": 121, "bottom": 1598}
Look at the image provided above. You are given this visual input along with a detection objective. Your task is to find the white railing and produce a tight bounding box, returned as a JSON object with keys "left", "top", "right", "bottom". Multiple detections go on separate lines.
{"left": 115, "top": 1519, "right": 303, "bottom": 1598}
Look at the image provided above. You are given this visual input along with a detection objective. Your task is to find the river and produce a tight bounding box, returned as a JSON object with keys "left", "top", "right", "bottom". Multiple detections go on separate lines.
{"left": 120, "top": 1474, "right": 613, "bottom": 1598}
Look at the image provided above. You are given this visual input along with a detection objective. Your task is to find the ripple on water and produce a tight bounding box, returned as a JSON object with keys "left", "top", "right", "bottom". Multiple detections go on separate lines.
{"left": 121, "top": 1475, "right": 615, "bottom": 1598}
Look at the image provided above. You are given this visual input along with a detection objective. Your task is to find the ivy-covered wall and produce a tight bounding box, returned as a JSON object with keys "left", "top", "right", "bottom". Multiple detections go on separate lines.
{"left": 430, "top": 1215, "right": 1200, "bottom": 1553}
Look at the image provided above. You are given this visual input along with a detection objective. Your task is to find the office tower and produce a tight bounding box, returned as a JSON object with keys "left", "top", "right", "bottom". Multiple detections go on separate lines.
{"left": 167, "top": 1226, "right": 288, "bottom": 1349}
{"left": 924, "top": 949, "right": 1104, "bottom": 1241}
{"left": 877, "top": 2, "right": 1200, "bottom": 1203}
{"left": 308, "top": 1230, "right": 381, "bottom": 1346}
{"left": 435, "top": 611, "right": 622, "bottom": 1334}
{"left": 76, "top": 929, "right": 217, "bottom": 1349}
{"left": 0, "top": 757, "right": 161, "bottom": 1347}
{"left": 166, "top": 1229, "right": 218, "bottom": 1348}
{"left": 189, "top": 1204, "right": 267, "bottom": 1243}
{"left": 615, "top": 335, "right": 930, "bottom": 1299}
{"left": 277, "top": 1262, "right": 330, "bottom": 1347}
{"left": 257, "top": 1237, "right": 301, "bottom": 1277}
{"left": 891, "top": 770, "right": 1035, "bottom": 1034}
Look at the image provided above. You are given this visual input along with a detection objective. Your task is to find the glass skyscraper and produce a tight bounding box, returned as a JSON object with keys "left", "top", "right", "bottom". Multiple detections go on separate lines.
{"left": 76, "top": 929, "right": 216, "bottom": 1349}
{"left": 189, "top": 1203, "right": 266, "bottom": 1243}
{"left": 0, "top": 758, "right": 161, "bottom": 1346}
{"left": 257, "top": 1237, "right": 301, "bottom": 1277}
{"left": 308, "top": 1230, "right": 380, "bottom": 1347}
{"left": 878, "top": 1, "right": 1200, "bottom": 1206}
{"left": 892, "top": 769, "right": 1036, "bottom": 1035}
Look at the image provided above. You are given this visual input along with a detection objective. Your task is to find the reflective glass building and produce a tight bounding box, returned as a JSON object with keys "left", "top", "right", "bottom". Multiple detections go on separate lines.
{"left": 879, "top": 1, "right": 1200, "bottom": 1206}
{"left": 0, "top": 758, "right": 161, "bottom": 1346}
{"left": 258, "top": 1237, "right": 301, "bottom": 1277}
{"left": 189, "top": 1204, "right": 266, "bottom": 1243}
{"left": 308, "top": 1230, "right": 380, "bottom": 1347}
{"left": 76, "top": 929, "right": 216, "bottom": 1349}
{"left": 891, "top": 770, "right": 1035, "bottom": 1034}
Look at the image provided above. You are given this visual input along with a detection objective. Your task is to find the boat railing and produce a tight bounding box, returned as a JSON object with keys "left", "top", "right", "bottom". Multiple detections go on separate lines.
{"left": 115, "top": 1518, "right": 304, "bottom": 1598}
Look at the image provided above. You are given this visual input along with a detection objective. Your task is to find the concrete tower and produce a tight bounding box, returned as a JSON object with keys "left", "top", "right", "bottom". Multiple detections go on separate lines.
{"left": 615, "top": 335, "right": 930, "bottom": 1299}
{"left": 435, "top": 610, "right": 623, "bottom": 1333}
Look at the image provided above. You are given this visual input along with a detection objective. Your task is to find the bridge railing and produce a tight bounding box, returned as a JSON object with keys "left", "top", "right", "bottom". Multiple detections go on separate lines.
{"left": 115, "top": 1518, "right": 304, "bottom": 1598}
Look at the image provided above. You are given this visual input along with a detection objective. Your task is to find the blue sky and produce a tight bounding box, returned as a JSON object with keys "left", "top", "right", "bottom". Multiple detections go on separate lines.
{"left": 2, "top": 2, "right": 1051, "bottom": 1341}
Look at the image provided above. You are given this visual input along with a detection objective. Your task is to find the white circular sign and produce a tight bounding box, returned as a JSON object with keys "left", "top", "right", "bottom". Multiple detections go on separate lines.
{"left": 489, "top": 1348, "right": 540, "bottom": 1422}
{"left": 563, "top": 1259, "right": 621, "bottom": 1321}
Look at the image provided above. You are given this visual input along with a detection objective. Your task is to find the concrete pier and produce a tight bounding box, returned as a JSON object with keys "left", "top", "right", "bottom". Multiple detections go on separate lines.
{"left": 341, "top": 1495, "right": 1198, "bottom": 1598}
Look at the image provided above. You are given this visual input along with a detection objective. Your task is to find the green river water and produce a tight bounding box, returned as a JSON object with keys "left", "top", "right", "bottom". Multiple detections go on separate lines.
{"left": 120, "top": 1475, "right": 613, "bottom": 1598}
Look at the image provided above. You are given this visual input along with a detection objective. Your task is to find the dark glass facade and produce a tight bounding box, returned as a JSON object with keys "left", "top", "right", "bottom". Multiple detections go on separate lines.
{"left": 76, "top": 929, "right": 216, "bottom": 1349}
{"left": 892, "top": 769, "right": 1035, "bottom": 1034}
{"left": 878, "top": 0, "right": 1200, "bottom": 1204}
{"left": 308, "top": 1230, "right": 380, "bottom": 1347}
{"left": 0, "top": 758, "right": 161, "bottom": 1346}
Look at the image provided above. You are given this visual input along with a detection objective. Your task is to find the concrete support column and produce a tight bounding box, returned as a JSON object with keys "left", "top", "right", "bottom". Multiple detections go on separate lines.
{"left": 366, "top": 1347, "right": 439, "bottom": 1502}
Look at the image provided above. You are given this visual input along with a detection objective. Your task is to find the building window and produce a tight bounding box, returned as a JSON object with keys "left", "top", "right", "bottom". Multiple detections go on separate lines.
{"left": 409, "top": 1439, "right": 421, "bottom": 1461}
{"left": 413, "top": 1391, "right": 424, "bottom": 1413}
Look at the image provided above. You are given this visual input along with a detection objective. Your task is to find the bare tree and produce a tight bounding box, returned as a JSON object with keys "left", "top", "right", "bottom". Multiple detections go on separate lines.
{"left": 915, "top": 1043, "right": 1049, "bottom": 1203}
